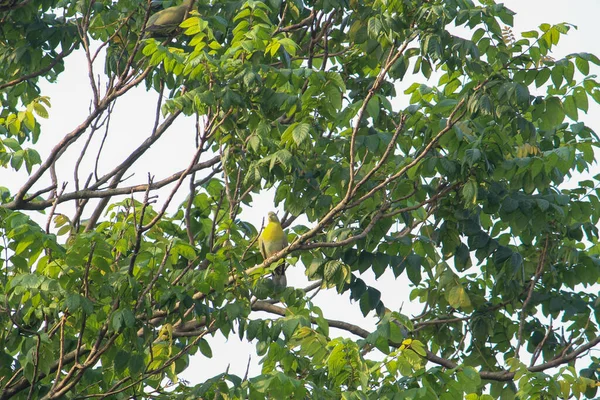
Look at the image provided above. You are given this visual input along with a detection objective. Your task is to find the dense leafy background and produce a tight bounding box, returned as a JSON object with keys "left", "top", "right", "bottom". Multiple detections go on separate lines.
{"left": 1, "top": 0, "right": 600, "bottom": 398}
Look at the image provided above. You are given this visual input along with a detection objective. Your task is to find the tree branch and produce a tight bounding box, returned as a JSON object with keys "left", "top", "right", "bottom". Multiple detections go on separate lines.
{"left": 250, "top": 300, "right": 600, "bottom": 383}
{"left": 2, "top": 156, "right": 220, "bottom": 211}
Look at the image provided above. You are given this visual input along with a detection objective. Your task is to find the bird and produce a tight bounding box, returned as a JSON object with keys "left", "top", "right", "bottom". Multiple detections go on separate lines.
{"left": 258, "top": 211, "right": 288, "bottom": 289}
{"left": 145, "top": 0, "right": 195, "bottom": 35}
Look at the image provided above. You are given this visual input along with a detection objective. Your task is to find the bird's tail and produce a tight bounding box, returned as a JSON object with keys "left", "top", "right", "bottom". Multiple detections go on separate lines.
{"left": 272, "top": 261, "right": 287, "bottom": 289}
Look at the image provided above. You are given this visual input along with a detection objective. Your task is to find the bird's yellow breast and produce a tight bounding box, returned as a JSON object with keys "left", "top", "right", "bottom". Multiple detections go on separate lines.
{"left": 260, "top": 221, "right": 287, "bottom": 257}
{"left": 262, "top": 222, "right": 285, "bottom": 241}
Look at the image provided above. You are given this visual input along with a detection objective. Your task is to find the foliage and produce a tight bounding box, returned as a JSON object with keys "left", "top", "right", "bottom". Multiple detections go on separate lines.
{"left": 1, "top": 0, "right": 600, "bottom": 398}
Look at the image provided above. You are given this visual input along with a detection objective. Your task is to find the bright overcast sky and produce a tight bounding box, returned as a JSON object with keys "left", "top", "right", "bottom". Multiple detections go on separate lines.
{"left": 4, "top": 0, "right": 600, "bottom": 384}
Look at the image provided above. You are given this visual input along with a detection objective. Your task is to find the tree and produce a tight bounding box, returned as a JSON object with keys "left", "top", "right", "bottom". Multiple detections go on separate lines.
{"left": 1, "top": 0, "right": 600, "bottom": 398}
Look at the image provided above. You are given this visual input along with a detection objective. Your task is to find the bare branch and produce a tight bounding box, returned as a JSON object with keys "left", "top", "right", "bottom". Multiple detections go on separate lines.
{"left": 3, "top": 156, "right": 220, "bottom": 211}
{"left": 9, "top": 63, "right": 155, "bottom": 210}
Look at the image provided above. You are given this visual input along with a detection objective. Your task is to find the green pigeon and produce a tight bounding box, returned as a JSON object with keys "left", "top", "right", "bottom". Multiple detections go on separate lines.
{"left": 146, "top": 0, "right": 195, "bottom": 35}
{"left": 258, "top": 212, "right": 288, "bottom": 289}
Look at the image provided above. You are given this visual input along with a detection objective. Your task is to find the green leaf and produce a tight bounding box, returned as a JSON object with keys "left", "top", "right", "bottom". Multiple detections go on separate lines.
{"left": 114, "top": 350, "right": 130, "bottom": 374}
{"left": 359, "top": 287, "right": 381, "bottom": 316}
{"left": 3, "top": 138, "right": 21, "bottom": 151}
{"left": 372, "top": 252, "right": 389, "bottom": 278}
{"left": 366, "top": 96, "right": 380, "bottom": 121}
{"left": 464, "top": 149, "right": 481, "bottom": 168}
{"left": 515, "top": 84, "right": 530, "bottom": 106}
{"left": 129, "top": 354, "right": 144, "bottom": 375}
{"left": 64, "top": 294, "right": 81, "bottom": 312}
{"left": 510, "top": 252, "right": 523, "bottom": 275}
{"left": 448, "top": 285, "right": 471, "bottom": 309}
{"left": 575, "top": 56, "right": 590, "bottom": 75}
{"left": 327, "top": 343, "right": 345, "bottom": 377}
{"left": 522, "top": 30, "right": 539, "bottom": 38}
{"left": 573, "top": 87, "right": 588, "bottom": 112}
{"left": 367, "top": 17, "right": 383, "bottom": 38}
{"left": 112, "top": 309, "right": 135, "bottom": 332}
{"left": 433, "top": 98, "right": 458, "bottom": 113}
{"left": 535, "top": 68, "right": 551, "bottom": 88}
{"left": 406, "top": 254, "right": 422, "bottom": 285}
{"left": 455, "top": 243, "right": 472, "bottom": 272}
{"left": 292, "top": 123, "right": 311, "bottom": 146}
{"left": 409, "top": 339, "right": 427, "bottom": 357}
{"left": 11, "top": 150, "right": 24, "bottom": 171}
{"left": 198, "top": 338, "right": 213, "bottom": 358}
{"left": 15, "top": 235, "right": 35, "bottom": 255}
{"left": 563, "top": 95, "right": 578, "bottom": 120}
{"left": 478, "top": 94, "right": 492, "bottom": 114}
{"left": 551, "top": 65, "right": 563, "bottom": 88}
{"left": 535, "top": 198, "right": 550, "bottom": 211}
{"left": 462, "top": 178, "right": 478, "bottom": 206}
{"left": 324, "top": 260, "right": 342, "bottom": 282}
{"left": 444, "top": 79, "right": 461, "bottom": 96}
{"left": 541, "top": 97, "right": 565, "bottom": 128}
{"left": 32, "top": 103, "right": 49, "bottom": 118}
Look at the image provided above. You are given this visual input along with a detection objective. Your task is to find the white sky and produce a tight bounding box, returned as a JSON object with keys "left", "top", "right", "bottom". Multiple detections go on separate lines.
{"left": 3, "top": 0, "right": 600, "bottom": 386}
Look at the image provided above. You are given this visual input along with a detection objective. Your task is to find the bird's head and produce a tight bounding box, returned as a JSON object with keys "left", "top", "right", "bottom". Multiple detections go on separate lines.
{"left": 267, "top": 211, "right": 280, "bottom": 223}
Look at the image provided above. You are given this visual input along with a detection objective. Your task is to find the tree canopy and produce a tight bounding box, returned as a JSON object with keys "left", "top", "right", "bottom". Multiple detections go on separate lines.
{"left": 2, "top": 0, "right": 600, "bottom": 398}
